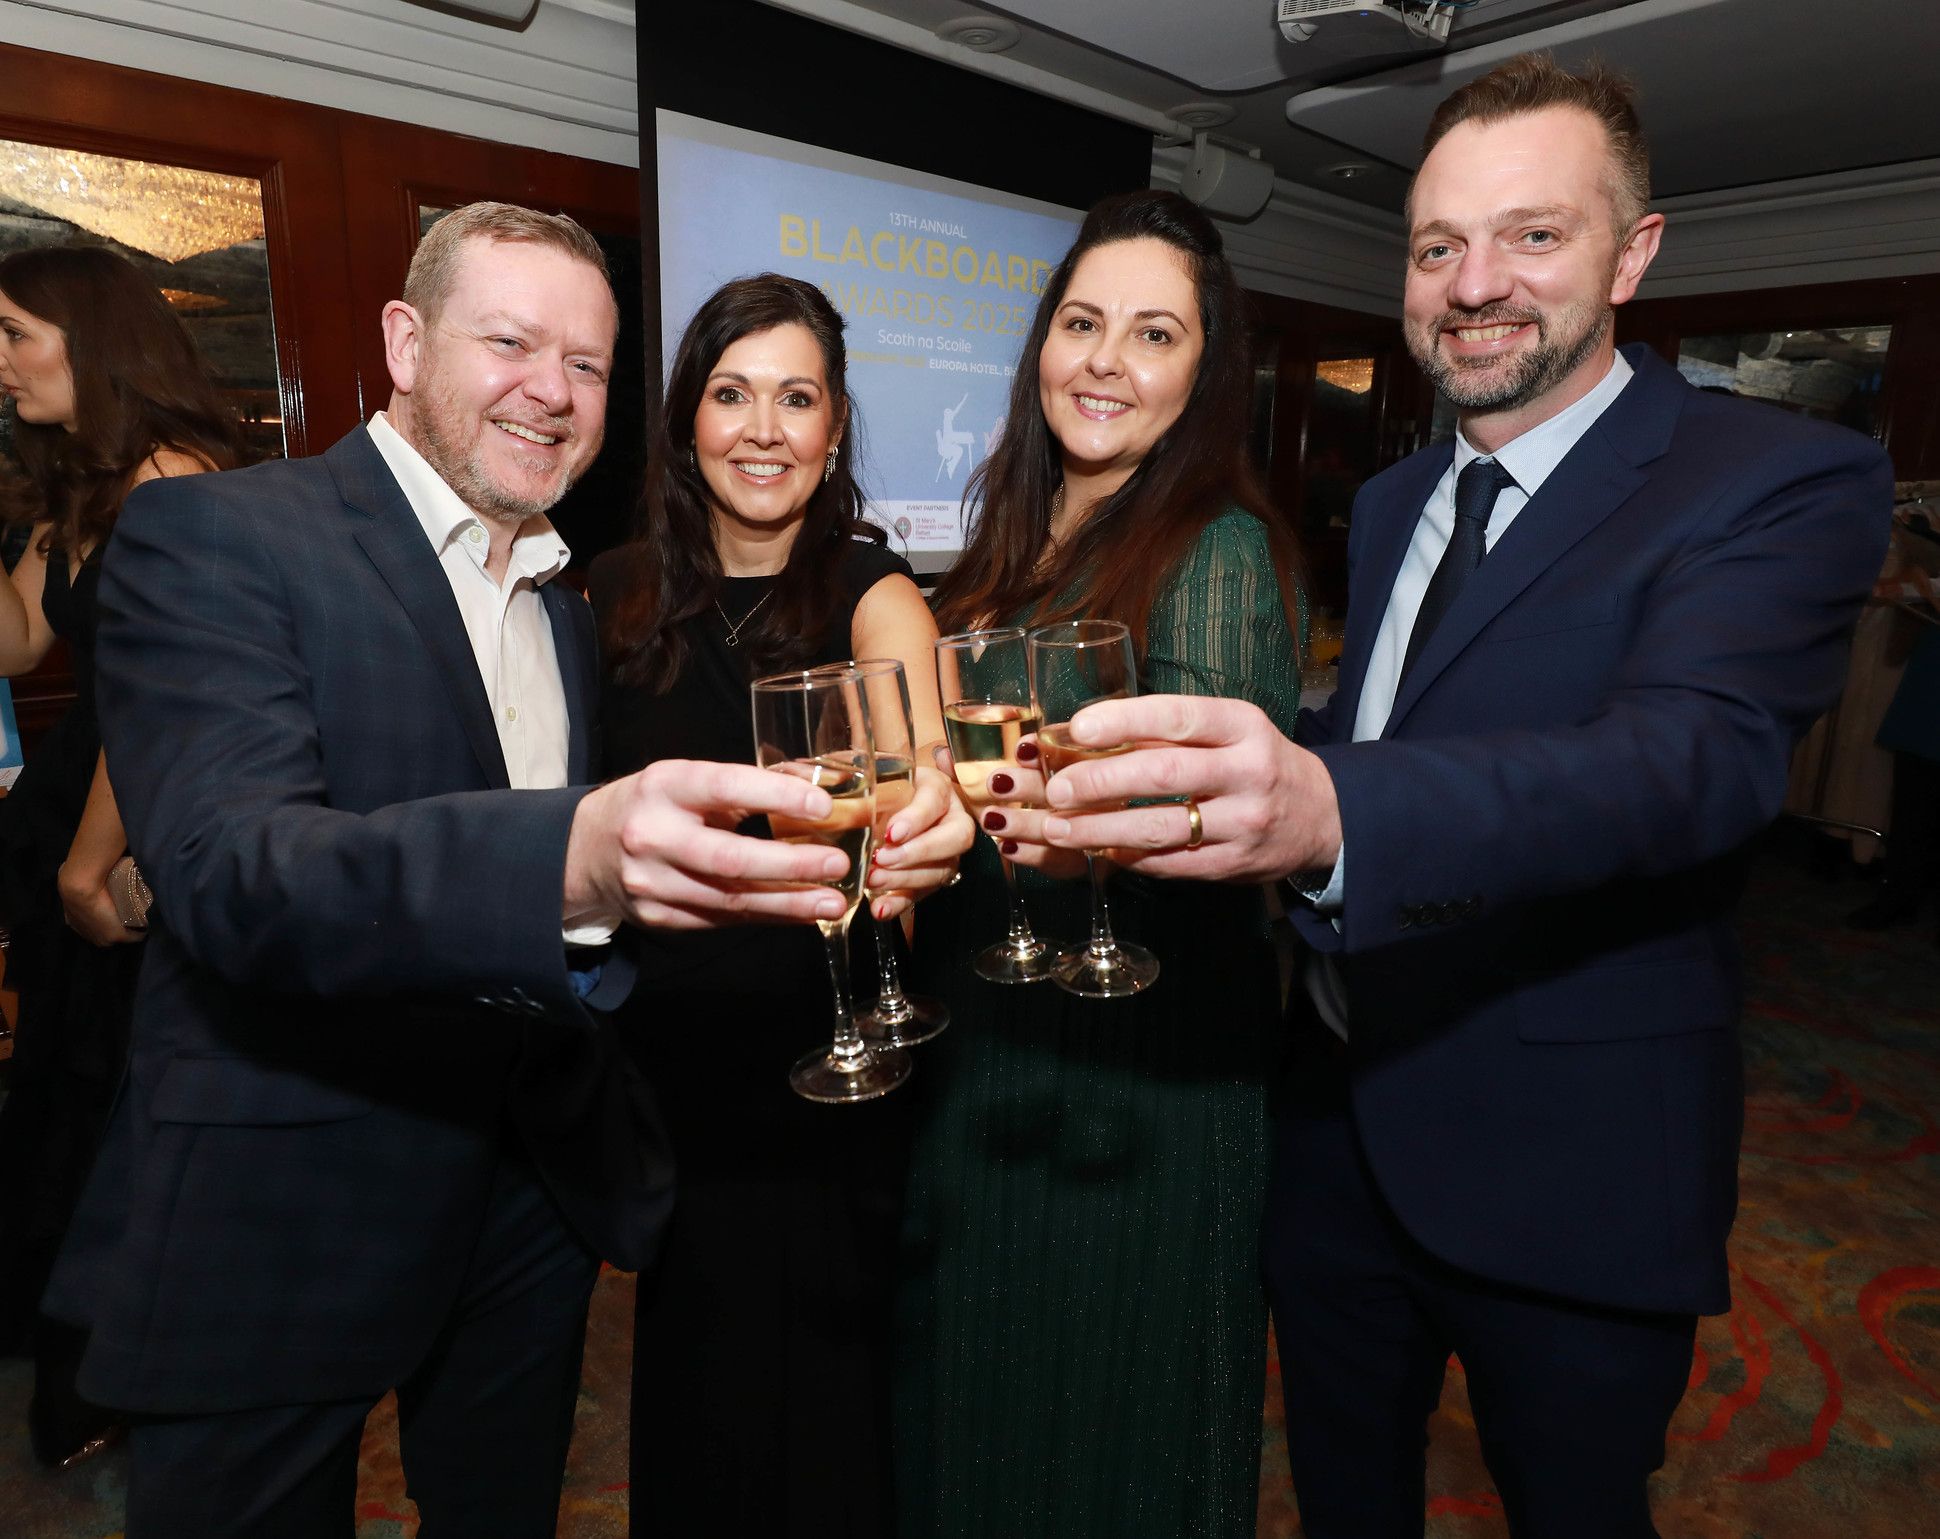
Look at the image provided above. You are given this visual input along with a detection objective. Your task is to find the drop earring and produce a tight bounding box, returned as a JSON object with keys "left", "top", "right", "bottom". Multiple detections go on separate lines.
{"left": 690, "top": 444, "right": 698, "bottom": 472}
{"left": 824, "top": 448, "right": 838, "bottom": 483}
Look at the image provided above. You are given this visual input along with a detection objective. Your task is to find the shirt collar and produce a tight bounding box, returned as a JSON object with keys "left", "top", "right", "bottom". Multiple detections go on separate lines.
{"left": 366, "top": 411, "right": 571, "bottom": 585}
{"left": 1452, "top": 350, "right": 1635, "bottom": 498}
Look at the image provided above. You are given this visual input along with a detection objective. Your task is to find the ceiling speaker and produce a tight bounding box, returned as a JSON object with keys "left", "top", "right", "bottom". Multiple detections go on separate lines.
{"left": 1180, "top": 137, "right": 1276, "bottom": 221}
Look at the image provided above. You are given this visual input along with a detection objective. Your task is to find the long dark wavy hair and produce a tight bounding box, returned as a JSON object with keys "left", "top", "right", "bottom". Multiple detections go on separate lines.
{"left": 602, "top": 273, "right": 883, "bottom": 689}
{"left": 0, "top": 245, "right": 247, "bottom": 557}
{"left": 929, "top": 190, "right": 1300, "bottom": 652}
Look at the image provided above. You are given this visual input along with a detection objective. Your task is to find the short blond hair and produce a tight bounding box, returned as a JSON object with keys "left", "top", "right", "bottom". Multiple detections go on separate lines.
{"left": 1418, "top": 52, "right": 1651, "bottom": 233}
{"left": 402, "top": 201, "right": 611, "bottom": 322}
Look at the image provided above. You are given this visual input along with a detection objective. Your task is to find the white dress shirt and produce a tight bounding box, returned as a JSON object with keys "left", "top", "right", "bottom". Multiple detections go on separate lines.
{"left": 367, "top": 410, "right": 573, "bottom": 790}
{"left": 1305, "top": 353, "right": 1634, "bottom": 1030}
{"left": 367, "top": 412, "right": 613, "bottom": 946}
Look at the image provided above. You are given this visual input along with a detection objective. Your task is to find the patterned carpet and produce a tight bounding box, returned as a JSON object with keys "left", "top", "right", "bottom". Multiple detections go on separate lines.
{"left": 3, "top": 843, "right": 1936, "bottom": 1536}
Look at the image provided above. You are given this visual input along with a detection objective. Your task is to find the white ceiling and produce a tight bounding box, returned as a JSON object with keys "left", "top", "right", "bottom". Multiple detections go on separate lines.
{"left": 777, "top": 0, "right": 1940, "bottom": 214}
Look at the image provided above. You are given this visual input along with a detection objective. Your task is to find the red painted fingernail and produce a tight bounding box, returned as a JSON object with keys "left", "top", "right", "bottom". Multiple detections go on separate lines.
{"left": 1000, "top": 839, "right": 1018, "bottom": 856}
{"left": 1015, "top": 741, "right": 1038, "bottom": 763}
{"left": 990, "top": 772, "right": 1014, "bottom": 795}
{"left": 982, "top": 810, "right": 1007, "bottom": 831}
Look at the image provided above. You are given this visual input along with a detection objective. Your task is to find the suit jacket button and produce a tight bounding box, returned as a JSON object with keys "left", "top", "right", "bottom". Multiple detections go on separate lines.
{"left": 1398, "top": 905, "right": 1415, "bottom": 929}
{"left": 1465, "top": 895, "right": 1484, "bottom": 916}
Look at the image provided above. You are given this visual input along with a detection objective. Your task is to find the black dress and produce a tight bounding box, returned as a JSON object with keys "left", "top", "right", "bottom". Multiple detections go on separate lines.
{"left": 0, "top": 549, "right": 140, "bottom": 1449}
{"left": 588, "top": 537, "right": 917, "bottom": 1539}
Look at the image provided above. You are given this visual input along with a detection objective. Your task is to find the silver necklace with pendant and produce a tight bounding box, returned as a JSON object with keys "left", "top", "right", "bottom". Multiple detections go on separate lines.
{"left": 714, "top": 585, "right": 775, "bottom": 647}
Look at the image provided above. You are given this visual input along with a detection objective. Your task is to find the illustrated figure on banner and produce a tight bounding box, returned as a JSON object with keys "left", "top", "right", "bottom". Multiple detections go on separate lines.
{"left": 935, "top": 393, "right": 976, "bottom": 480}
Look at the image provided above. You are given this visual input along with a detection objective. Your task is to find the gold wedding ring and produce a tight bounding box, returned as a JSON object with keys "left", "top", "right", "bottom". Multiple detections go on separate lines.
{"left": 1183, "top": 797, "right": 1205, "bottom": 850}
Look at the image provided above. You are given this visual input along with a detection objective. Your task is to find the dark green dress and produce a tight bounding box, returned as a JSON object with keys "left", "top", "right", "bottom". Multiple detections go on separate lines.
{"left": 897, "top": 511, "right": 1304, "bottom": 1538}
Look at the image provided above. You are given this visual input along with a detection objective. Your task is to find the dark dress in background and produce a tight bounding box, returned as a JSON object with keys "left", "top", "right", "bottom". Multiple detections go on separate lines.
{"left": 589, "top": 537, "right": 917, "bottom": 1539}
{"left": 0, "top": 549, "right": 140, "bottom": 1451}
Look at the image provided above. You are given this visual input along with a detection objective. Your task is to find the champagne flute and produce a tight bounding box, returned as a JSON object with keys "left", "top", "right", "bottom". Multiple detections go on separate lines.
{"left": 935, "top": 627, "right": 1062, "bottom": 984}
{"left": 751, "top": 666, "right": 911, "bottom": 1103}
{"left": 834, "top": 658, "right": 950, "bottom": 1048}
{"left": 1027, "top": 620, "right": 1160, "bottom": 998}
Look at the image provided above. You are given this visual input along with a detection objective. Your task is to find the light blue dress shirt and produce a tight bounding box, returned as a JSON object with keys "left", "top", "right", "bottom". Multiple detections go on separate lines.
{"left": 1305, "top": 352, "right": 1634, "bottom": 1031}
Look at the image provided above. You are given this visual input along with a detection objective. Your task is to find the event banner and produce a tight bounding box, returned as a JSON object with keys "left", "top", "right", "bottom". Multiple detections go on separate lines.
{"left": 657, "top": 110, "right": 1082, "bottom": 569}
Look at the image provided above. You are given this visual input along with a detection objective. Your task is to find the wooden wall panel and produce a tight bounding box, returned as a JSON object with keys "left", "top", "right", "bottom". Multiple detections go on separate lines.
{"left": 336, "top": 117, "right": 644, "bottom": 419}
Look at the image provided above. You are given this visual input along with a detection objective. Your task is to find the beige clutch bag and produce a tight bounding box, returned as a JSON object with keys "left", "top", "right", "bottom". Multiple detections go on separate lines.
{"left": 107, "top": 855, "right": 152, "bottom": 930}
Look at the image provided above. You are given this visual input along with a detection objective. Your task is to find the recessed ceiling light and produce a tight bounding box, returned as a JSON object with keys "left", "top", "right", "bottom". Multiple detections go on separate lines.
{"left": 1321, "top": 161, "right": 1376, "bottom": 180}
{"left": 936, "top": 15, "right": 1022, "bottom": 53}
{"left": 1168, "top": 102, "right": 1238, "bottom": 130}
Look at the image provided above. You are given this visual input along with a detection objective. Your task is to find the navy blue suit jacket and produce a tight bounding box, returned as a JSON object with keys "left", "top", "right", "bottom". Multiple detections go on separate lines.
{"left": 1289, "top": 346, "right": 1891, "bottom": 1316}
{"left": 47, "top": 427, "right": 673, "bottom": 1415}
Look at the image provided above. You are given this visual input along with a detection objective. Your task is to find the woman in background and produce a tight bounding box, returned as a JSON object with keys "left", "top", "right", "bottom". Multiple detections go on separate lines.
{"left": 589, "top": 272, "right": 970, "bottom": 1537}
{"left": 0, "top": 244, "right": 246, "bottom": 1465}
{"left": 897, "top": 190, "right": 1305, "bottom": 1537}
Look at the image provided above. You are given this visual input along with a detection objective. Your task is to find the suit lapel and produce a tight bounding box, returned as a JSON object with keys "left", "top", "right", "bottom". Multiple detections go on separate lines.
{"left": 327, "top": 429, "right": 511, "bottom": 790}
{"left": 542, "top": 583, "right": 592, "bottom": 784}
{"left": 1332, "top": 447, "right": 1449, "bottom": 740}
{"left": 1382, "top": 347, "right": 1683, "bottom": 736}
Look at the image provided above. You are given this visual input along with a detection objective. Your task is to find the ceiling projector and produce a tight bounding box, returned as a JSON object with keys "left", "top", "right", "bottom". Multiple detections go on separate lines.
{"left": 1275, "top": 0, "right": 1452, "bottom": 60}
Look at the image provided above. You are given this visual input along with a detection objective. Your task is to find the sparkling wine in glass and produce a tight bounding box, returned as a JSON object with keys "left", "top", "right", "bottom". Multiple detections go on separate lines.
{"left": 752, "top": 666, "right": 911, "bottom": 1103}
{"left": 935, "top": 627, "right": 1062, "bottom": 985}
{"left": 1028, "top": 619, "right": 1160, "bottom": 998}
{"left": 834, "top": 659, "right": 950, "bottom": 1048}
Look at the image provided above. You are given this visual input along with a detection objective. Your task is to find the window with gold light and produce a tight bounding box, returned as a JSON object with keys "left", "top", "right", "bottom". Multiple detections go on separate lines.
{"left": 0, "top": 138, "right": 285, "bottom": 464}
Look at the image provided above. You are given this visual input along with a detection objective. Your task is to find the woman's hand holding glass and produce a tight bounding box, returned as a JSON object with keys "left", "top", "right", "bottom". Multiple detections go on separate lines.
{"left": 961, "top": 749, "right": 1088, "bottom": 882}
{"left": 865, "top": 759, "right": 975, "bottom": 918}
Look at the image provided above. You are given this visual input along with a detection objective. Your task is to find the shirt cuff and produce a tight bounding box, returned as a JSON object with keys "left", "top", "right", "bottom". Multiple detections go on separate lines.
{"left": 1288, "top": 846, "right": 1345, "bottom": 914}
{"left": 562, "top": 918, "right": 620, "bottom": 947}
{"left": 1316, "top": 846, "right": 1345, "bottom": 913}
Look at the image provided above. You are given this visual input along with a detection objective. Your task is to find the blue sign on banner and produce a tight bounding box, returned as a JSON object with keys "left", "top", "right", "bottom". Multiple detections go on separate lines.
{"left": 657, "top": 111, "right": 1082, "bottom": 572}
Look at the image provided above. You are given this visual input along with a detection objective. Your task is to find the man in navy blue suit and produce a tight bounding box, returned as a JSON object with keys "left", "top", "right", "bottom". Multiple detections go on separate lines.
{"left": 43, "top": 204, "right": 960, "bottom": 1537}
{"left": 1039, "top": 55, "right": 1890, "bottom": 1538}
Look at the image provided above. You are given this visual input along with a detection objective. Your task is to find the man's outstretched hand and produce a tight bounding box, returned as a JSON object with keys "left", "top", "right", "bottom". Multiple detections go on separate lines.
{"left": 564, "top": 759, "right": 858, "bottom": 931}
{"left": 1039, "top": 695, "right": 1342, "bottom": 884}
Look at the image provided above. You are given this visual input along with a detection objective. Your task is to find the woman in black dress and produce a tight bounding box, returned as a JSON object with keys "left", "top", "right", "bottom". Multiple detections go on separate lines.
{"left": 0, "top": 245, "right": 246, "bottom": 1464}
{"left": 588, "top": 273, "right": 970, "bottom": 1536}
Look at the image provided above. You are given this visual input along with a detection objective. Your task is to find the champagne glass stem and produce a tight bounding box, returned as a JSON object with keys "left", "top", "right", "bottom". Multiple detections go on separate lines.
{"left": 821, "top": 921, "right": 864, "bottom": 1063}
{"left": 1001, "top": 854, "right": 1042, "bottom": 956}
{"left": 871, "top": 917, "right": 914, "bottom": 1025}
{"left": 1083, "top": 853, "right": 1120, "bottom": 961}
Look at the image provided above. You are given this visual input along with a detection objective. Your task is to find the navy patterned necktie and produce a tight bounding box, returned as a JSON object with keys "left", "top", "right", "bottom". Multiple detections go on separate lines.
{"left": 1399, "top": 455, "right": 1517, "bottom": 686}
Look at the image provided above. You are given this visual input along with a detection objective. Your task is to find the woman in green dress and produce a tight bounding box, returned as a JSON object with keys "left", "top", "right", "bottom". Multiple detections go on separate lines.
{"left": 898, "top": 190, "right": 1304, "bottom": 1536}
